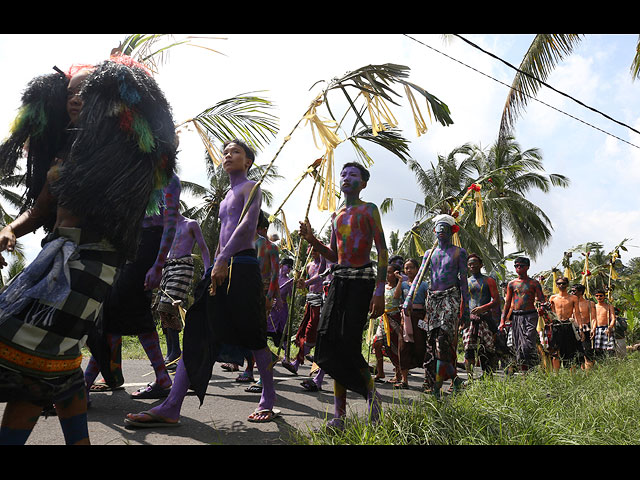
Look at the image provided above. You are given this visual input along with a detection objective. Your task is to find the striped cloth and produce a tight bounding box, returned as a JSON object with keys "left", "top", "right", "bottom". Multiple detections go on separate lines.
{"left": 154, "top": 255, "right": 195, "bottom": 315}
{"left": 0, "top": 227, "right": 122, "bottom": 379}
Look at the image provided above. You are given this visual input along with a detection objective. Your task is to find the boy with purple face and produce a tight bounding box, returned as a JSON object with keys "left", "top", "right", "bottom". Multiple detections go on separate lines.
{"left": 125, "top": 139, "right": 278, "bottom": 427}
{"left": 299, "top": 162, "right": 387, "bottom": 430}
{"left": 154, "top": 212, "right": 211, "bottom": 367}
{"left": 404, "top": 214, "right": 470, "bottom": 397}
{"left": 499, "top": 257, "right": 546, "bottom": 371}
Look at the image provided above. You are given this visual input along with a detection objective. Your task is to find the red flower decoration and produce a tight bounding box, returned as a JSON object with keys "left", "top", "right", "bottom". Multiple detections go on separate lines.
{"left": 468, "top": 183, "right": 481, "bottom": 192}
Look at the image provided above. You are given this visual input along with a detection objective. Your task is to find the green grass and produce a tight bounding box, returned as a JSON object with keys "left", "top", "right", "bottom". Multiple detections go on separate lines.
{"left": 293, "top": 352, "right": 640, "bottom": 445}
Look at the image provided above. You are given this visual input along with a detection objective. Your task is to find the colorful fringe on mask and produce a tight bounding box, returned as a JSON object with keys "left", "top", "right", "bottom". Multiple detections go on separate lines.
{"left": 49, "top": 58, "right": 177, "bottom": 259}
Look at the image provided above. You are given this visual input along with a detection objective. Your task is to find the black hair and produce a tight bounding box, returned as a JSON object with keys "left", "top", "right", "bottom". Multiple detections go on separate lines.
{"left": 341, "top": 161, "right": 370, "bottom": 182}
{"left": 573, "top": 284, "right": 585, "bottom": 293}
{"left": 281, "top": 257, "right": 294, "bottom": 267}
{"left": 257, "top": 210, "right": 269, "bottom": 230}
{"left": 595, "top": 288, "right": 606, "bottom": 296}
{"left": 468, "top": 253, "right": 483, "bottom": 264}
{"left": 514, "top": 256, "right": 530, "bottom": 266}
{"left": 404, "top": 258, "right": 420, "bottom": 269}
{"left": 223, "top": 138, "right": 255, "bottom": 167}
{"left": 0, "top": 71, "right": 71, "bottom": 215}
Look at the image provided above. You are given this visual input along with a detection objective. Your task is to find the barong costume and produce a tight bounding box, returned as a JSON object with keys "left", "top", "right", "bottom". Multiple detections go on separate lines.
{"left": 0, "top": 57, "right": 177, "bottom": 406}
{"left": 422, "top": 285, "right": 462, "bottom": 387}
{"left": 315, "top": 264, "right": 376, "bottom": 399}
{"left": 181, "top": 250, "right": 267, "bottom": 405}
{"left": 0, "top": 228, "right": 122, "bottom": 406}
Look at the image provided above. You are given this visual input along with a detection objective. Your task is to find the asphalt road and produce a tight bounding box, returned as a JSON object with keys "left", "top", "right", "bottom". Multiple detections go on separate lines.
{"left": 1, "top": 357, "right": 464, "bottom": 445}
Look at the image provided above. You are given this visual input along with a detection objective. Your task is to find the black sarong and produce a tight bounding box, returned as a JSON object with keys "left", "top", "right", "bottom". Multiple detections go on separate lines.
{"left": 103, "top": 225, "right": 163, "bottom": 335}
{"left": 315, "top": 274, "right": 375, "bottom": 399}
{"left": 182, "top": 250, "right": 267, "bottom": 405}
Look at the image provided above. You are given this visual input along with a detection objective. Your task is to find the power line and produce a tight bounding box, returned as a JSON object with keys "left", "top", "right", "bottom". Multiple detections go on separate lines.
{"left": 402, "top": 33, "right": 640, "bottom": 150}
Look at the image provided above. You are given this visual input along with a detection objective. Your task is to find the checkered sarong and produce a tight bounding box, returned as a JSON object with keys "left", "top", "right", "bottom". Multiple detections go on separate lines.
{"left": 462, "top": 314, "right": 495, "bottom": 352}
{"left": 0, "top": 227, "right": 121, "bottom": 378}
{"left": 154, "top": 255, "right": 195, "bottom": 314}
{"left": 593, "top": 326, "right": 615, "bottom": 350}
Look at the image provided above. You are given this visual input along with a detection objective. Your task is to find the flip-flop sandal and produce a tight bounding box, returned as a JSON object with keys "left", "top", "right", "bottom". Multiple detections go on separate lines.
{"left": 90, "top": 380, "right": 124, "bottom": 392}
{"left": 281, "top": 360, "right": 298, "bottom": 376}
{"left": 393, "top": 382, "right": 409, "bottom": 389}
{"left": 374, "top": 377, "right": 386, "bottom": 383}
{"left": 235, "top": 373, "right": 255, "bottom": 383}
{"left": 130, "top": 382, "right": 171, "bottom": 399}
{"left": 245, "top": 383, "right": 263, "bottom": 393}
{"left": 301, "top": 379, "right": 321, "bottom": 392}
{"left": 221, "top": 363, "right": 239, "bottom": 372}
{"left": 124, "top": 411, "right": 180, "bottom": 428}
{"left": 247, "top": 408, "right": 281, "bottom": 423}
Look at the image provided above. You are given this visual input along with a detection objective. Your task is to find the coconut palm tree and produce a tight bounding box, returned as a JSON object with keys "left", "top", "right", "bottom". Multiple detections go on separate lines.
{"left": 468, "top": 136, "right": 570, "bottom": 259}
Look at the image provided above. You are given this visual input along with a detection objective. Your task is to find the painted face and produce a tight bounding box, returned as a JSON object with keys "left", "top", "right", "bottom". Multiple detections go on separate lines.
{"left": 514, "top": 262, "right": 529, "bottom": 275}
{"left": 66, "top": 71, "right": 90, "bottom": 125}
{"left": 340, "top": 166, "right": 365, "bottom": 195}
{"left": 467, "top": 257, "right": 482, "bottom": 275}
{"left": 222, "top": 142, "right": 252, "bottom": 173}
{"left": 280, "top": 264, "right": 291, "bottom": 276}
{"left": 434, "top": 222, "right": 452, "bottom": 240}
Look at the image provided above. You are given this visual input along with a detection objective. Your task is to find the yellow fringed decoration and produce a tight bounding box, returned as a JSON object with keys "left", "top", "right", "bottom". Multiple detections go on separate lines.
{"left": 404, "top": 84, "right": 429, "bottom": 137}
{"left": 316, "top": 151, "right": 337, "bottom": 212}
{"left": 564, "top": 267, "right": 574, "bottom": 281}
{"left": 367, "top": 317, "right": 376, "bottom": 345}
{"left": 610, "top": 251, "right": 619, "bottom": 280}
{"left": 474, "top": 189, "right": 487, "bottom": 228}
{"left": 303, "top": 97, "right": 342, "bottom": 152}
{"left": 382, "top": 312, "right": 392, "bottom": 347}
{"left": 280, "top": 210, "right": 293, "bottom": 252}
{"left": 552, "top": 270, "right": 559, "bottom": 294}
{"left": 362, "top": 91, "right": 398, "bottom": 136}
{"left": 581, "top": 253, "right": 590, "bottom": 297}
{"left": 412, "top": 230, "right": 425, "bottom": 256}
{"left": 452, "top": 230, "right": 462, "bottom": 247}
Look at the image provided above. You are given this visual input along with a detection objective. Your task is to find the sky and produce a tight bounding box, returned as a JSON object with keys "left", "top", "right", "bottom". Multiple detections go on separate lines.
{"left": 1, "top": 33, "right": 639, "bottom": 279}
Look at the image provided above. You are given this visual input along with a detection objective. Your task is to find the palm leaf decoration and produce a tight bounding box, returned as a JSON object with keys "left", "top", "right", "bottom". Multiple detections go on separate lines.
{"left": 177, "top": 92, "right": 280, "bottom": 165}
{"left": 631, "top": 35, "right": 640, "bottom": 81}
{"left": 113, "top": 34, "right": 226, "bottom": 73}
{"left": 499, "top": 34, "right": 583, "bottom": 141}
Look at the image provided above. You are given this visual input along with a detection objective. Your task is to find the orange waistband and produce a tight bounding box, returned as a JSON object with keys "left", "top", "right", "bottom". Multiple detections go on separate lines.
{"left": 0, "top": 340, "right": 82, "bottom": 375}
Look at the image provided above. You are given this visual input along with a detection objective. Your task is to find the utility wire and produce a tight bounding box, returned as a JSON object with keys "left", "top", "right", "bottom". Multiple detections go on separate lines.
{"left": 402, "top": 33, "right": 640, "bottom": 150}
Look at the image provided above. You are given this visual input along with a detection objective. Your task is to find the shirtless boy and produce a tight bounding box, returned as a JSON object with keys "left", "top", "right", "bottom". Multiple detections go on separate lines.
{"left": 548, "top": 277, "right": 581, "bottom": 370}
{"left": 125, "top": 138, "right": 278, "bottom": 427}
{"left": 499, "top": 257, "right": 546, "bottom": 371}
{"left": 592, "top": 289, "right": 615, "bottom": 358}
{"left": 299, "top": 161, "right": 387, "bottom": 430}
{"left": 571, "top": 284, "right": 596, "bottom": 369}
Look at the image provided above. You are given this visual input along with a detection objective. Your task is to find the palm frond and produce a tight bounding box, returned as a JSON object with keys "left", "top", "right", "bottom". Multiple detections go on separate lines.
{"left": 188, "top": 92, "right": 279, "bottom": 160}
{"left": 499, "top": 34, "right": 583, "bottom": 139}
{"left": 631, "top": 35, "right": 640, "bottom": 81}
{"left": 114, "top": 34, "right": 226, "bottom": 73}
